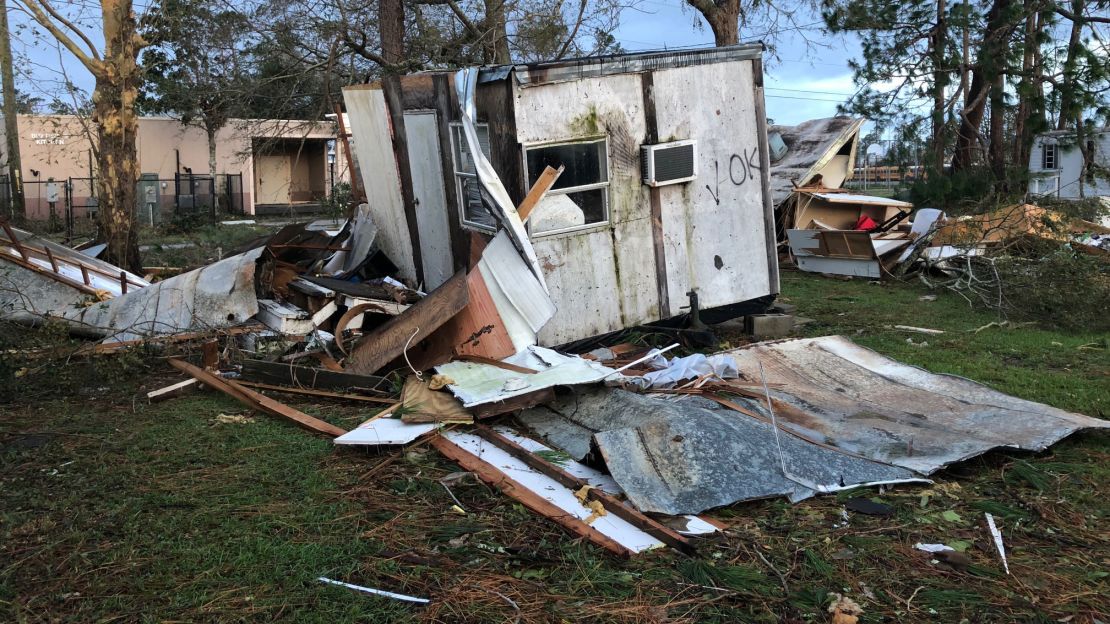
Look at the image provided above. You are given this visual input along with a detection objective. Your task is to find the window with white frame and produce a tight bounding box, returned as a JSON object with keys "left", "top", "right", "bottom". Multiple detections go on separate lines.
{"left": 450, "top": 123, "right": 494, "bottom": 229}
{"left": 1041, "top": 142, "right": 1058, "bottom": 170}
{"left": 524, "top": 138, "right": 609, "bottom": 235}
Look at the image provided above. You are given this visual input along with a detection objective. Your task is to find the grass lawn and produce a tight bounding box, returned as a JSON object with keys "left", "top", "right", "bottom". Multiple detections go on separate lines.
{"left": 2, "top": 270, "right": 1107, "bottom": 622}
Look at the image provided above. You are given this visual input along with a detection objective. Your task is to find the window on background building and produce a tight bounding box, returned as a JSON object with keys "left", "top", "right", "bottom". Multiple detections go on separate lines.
{"left": 524, "top": 138, "right": 609, "bottom": 235}
{"left": 450, "top": 123, "right": 494, "bottom": 229}
{"left": 1041, "top": 143, "right": 1058, "bottom": 170}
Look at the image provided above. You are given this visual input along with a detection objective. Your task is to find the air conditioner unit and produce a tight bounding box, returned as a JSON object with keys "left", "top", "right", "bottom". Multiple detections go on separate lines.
{"left": 641, "top": 140, "right": 697, "bottom": 187}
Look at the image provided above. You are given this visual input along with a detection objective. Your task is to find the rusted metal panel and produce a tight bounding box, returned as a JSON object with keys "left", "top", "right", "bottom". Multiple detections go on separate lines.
{"left": 726, "top": 336, "right": 1110, "bottom": 475}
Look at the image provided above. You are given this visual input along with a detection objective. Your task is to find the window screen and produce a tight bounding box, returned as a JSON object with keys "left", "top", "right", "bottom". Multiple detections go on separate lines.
{"left": 450, "top": 123, "right": 494, "bottom": 229}
{"left": 524, "top": 139, "right": 609, "bottom": 235}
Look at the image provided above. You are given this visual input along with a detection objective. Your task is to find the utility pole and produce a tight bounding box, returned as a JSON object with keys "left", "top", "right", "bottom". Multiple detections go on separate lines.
{"left": 0, "top": 0, "right": 25, "bottom": 222}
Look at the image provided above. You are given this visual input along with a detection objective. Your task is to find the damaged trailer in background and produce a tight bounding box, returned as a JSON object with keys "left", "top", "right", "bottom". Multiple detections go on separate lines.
{"left": 342, "top": 44, "right": 781, "bottom": 347}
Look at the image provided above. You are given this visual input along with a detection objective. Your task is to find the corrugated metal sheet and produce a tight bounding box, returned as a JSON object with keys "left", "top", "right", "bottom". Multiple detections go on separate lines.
{"left": 726, "top": 336, "right": 1110, "bottom": 475}
{"left": 519, "top": 388, "right": 924, "bottom": 515}
{"left": 768, "top": 117, "right": 864, "bottom": 206}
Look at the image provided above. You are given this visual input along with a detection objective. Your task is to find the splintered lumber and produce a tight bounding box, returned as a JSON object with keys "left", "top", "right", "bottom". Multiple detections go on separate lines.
{"left": 240, "top": 359, "right": 393, "bottom": 395}
{"left": 168, "top": 358, "right": 347, "bottom": 438}
{"left": 428, "top": 434, "right": 632, "bottom": 557}
{"left": 470, "top": 425, "right": 694, "bottom": 554}
{"left": 346, "top": 269, "right": 469, "bottom": 375}
{"left": 517, "top": 165, "right": 564, "bottom": 222}
{"left": 424, "top": 270, "right": 515, "bottom": 363}
{"left": 235, "top": 380, "right": 396, "bottom": 404}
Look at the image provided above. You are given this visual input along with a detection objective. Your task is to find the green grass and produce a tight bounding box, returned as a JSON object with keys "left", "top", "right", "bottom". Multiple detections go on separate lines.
{"left": 2, "top": 270, "right": 1107, "bottom": 622}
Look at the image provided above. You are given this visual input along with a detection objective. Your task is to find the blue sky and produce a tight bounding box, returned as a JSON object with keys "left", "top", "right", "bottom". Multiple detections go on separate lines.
{"left": 11, "top": 0, "right": 863, "bottom": 127}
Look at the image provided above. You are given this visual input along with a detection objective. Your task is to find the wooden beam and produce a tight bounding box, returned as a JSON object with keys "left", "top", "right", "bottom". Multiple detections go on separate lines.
{"left": 235, "top": 380, "right": 396, "bottom": 404}
{"left": 470, "top": 425, "right": 694, "bottom": 554}
{"left": 168, "top": 358, "right": 347, "bottom": 438}
{"left": 346, "top": 269, "right": 469, "bottom": 375}
{"left": 517, "top": 165, "right": 563, "bottom": 222}
{"left": 453, "top": 354, "right": 537, "bottom": 375}
{"left": 471, "top": 387, "right": 556, "bottom": 420}
{"left": 428, "top": 434, "right": 631, "bottom": 557}
{"left": 240, "top": 359, "right": 393, "bottom": 395}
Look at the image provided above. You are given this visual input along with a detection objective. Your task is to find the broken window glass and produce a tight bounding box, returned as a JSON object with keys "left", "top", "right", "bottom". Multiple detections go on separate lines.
{"left": 450, "top": 123, "right": 495, "bottom": 229}
{"left": 524, "top": 139, "right": 609, "bottom": 235}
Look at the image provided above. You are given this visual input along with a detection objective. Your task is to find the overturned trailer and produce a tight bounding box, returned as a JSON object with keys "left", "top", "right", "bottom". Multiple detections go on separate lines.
{"left": 343, "top": 45, "right": 780, "bottom": 346}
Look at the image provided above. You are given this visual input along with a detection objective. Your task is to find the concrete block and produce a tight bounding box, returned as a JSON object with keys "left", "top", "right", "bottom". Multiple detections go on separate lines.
{"left": 747, "top": 314, "right": 795, "bottom": 338}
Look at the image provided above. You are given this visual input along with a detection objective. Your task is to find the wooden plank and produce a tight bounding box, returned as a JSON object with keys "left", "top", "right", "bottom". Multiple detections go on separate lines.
{"left": 201, "top": 340, "right": 219, "bottom": 370}
{"left": 334, "top": 102, "right": 365, "bottom": 207}
{"left": 235, "top": 380, "right": 396, "bottom": 404}
{"left": 471, "top": 387, "right": 556, "bottom": 419}
{"left": 0, "top": 247, "right": 101, "bottom": 295}
{"left": 640, "top": 72, "right": 670, "bottom": 319}
{"left": 240, "top": 359, "right": 393, "bottom": 395}
{"left": 428, "top": 434, "right": 631, "bottom": 557}
{"left": 381, "top": 74, "right": 425, "bottom": 287}
{"left": 425, "top": 270, "right": 516, "bottom": 363}
{"left": 453, "top": 354, "right": 537, "bottom": 375}
{"left": 146, "top": 377, "right": 200, "bottom": 402}
{"left": 168, "top": 358, "right": 347, "bottom": 438}
{"left": 517, "top": 165, "right": 564, "bottom": 222}
{"left": 346, "top": 269, "right": 469, "bottom": 375}
{"left": 470, "top": 425, "right": 694, "bottom": 554}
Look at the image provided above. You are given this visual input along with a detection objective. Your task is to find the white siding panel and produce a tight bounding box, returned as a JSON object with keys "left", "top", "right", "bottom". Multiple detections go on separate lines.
{"left": 514, "top": 74, "right": 658, "bottom": 341}
{"left": 342, "top": 85, "right": 416, "bottom": 282}
{"left": 534, "top": 230, "right": 623, "bottom": 345}
{"left": 652, "top": 61, "right": 772, "bottom": 311}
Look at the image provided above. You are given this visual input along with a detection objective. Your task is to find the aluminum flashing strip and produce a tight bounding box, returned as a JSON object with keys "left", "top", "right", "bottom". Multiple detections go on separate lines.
{"left": 455, "top": 68, "right": 547, "bottom": 290}
{"left": 506, "top": 44, "right": 765, "bottom": 87}
{"left": 519, "top": 388, "right": 922, "bottom": 515}
{"left": 334, "top": 416, "right": 437, "bottom": 446}
{"left": 726, "top": 336, "right": 1110, "bottom": 475}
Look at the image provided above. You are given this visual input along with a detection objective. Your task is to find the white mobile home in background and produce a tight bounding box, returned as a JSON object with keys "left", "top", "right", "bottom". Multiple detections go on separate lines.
{"left": 343, "top": 45, "right": 780, "bottom": 346}
{"left": 1028, "top": 128, "right": 1110, "bottom": 200}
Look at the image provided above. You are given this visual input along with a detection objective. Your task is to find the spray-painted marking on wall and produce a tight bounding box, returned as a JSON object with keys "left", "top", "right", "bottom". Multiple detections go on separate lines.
{"left": 705, "top": 147, "right": 760, "bottom": 205}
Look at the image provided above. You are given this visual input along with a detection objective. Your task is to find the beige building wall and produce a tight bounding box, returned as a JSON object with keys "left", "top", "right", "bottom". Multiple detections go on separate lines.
{"left": 9, "top": 115, "right": 350, "bottom": 219}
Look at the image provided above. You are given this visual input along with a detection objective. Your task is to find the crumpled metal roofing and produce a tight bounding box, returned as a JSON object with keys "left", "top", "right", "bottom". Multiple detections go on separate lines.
{"left": 769, "top": 117, "right": 864, "bottom": 206}
{"left": 519, "top": 335, "right": 1107, "bottom": 514}
{"left": 520, "top": 388, "right": 924, "bottom": 515}
{"left": 63, "top": 248, "right": 263, "bottom": 342}
{"left": 725, "top": 336, "right": 1110, "bottom": 475}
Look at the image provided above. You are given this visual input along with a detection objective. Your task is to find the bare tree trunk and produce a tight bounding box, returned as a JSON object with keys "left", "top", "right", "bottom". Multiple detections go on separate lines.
{"left": 988, "top": 72, "right": 1006, "bottom": 182}
{"left": 207, "top": 123, "right": 220, "bottom": 211}
{"left": 1056, "top": 0, "right": 1084, "bottom": 130}
{"left": 686, "top": 0, "right": 741, "bottom": 46}
{"left": 951, "top": 0, "right": 1014, "bottom": 172}
{"left": 93, "top": 0, "right": 143, "bottom": 273}
{"left": 1011, "top": 5, "right": 1036, "bottom": 172}
{"left": 0, "top": 0, "right": 25, "bottom": 222}
{"left": 379, "top": 0, "right": 405, "bottom": 68}
{"left": 482, "top": 0, "right": 511, "bottom": 64}
{"left": 932, "top": 0, "right": 948, "bottom": 171}
{"left": 961, "top": 0, "right": 970, "bottom": 102}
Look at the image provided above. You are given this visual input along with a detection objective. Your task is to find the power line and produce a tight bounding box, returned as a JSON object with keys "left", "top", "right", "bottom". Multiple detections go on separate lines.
{"left": 766, "top": 86, "right": 856, "bottom": 96}
{"left": 765, "top": 94, "right": 846, "bottom": 103}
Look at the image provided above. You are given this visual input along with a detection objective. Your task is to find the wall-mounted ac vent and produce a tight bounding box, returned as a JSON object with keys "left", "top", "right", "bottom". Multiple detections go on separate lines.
{"left": 641, "top": 140, "right": 697, "bottom": 187}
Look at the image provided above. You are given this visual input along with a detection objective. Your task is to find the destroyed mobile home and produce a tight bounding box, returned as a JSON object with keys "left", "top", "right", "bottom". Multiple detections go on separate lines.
{"left": 2, "top": 48, "right": 1108, "bottom": 561}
